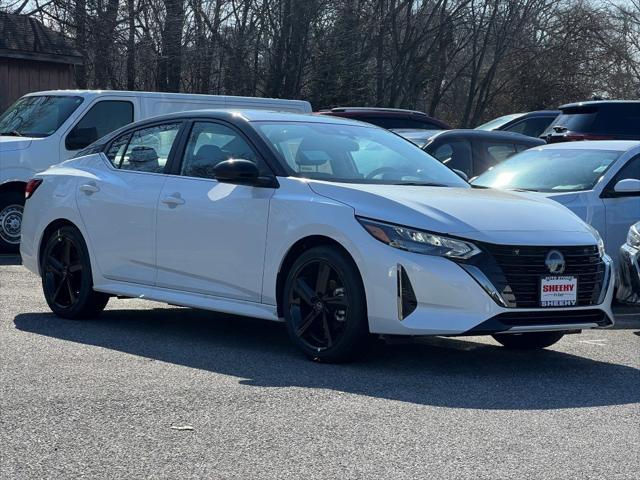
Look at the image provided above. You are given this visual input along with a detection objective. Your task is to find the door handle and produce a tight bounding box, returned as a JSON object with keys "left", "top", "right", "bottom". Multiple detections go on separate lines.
{"left": 79, "top": 183, "right": 100, "bottom": 195}
{"left": 161, "top": 194, "right": 185, "bottom": 207}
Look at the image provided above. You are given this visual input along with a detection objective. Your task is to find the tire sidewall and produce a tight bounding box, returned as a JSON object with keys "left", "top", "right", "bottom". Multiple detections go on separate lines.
{"left": 282, "top": 246, "right": 368, "bottom": 361}
{"left": 0, "top": 189, "right": 25, "bottom": 252}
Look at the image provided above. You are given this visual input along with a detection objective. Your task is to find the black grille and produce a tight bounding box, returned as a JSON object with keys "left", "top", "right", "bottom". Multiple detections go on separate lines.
{"left": 470, "top": 243, "right": 606, "bottom": 308}
{"left": 492, "top": 309, "right": 610, "bottom": 327}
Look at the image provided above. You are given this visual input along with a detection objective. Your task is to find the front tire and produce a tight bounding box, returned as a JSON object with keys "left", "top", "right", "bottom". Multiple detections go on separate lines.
{"left": 41, "top": 225, "right": 109, "bottom": 319}
{"left": 282, "top": 246, "right": 369, "bottom": 362}
{"left": 492, "top": 331, "right": 565, "bottom": 350}
{"left": 0, "top": 189, "right": 25, "bottom": 253}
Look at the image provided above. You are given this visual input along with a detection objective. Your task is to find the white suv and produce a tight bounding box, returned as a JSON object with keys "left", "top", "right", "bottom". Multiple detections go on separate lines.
{"left": 20, "top": 110, "right": 615, "bottom": 362}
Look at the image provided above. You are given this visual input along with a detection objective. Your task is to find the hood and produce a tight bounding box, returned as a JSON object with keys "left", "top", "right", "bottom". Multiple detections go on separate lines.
{"left": 307, "top": 181, "right": 596, "bottom": 245}
{"left": 0, "top": 136, "right": 33, "bottom": 152}
{"left": 533, "top": 190, "right": 582, "bottom": 207}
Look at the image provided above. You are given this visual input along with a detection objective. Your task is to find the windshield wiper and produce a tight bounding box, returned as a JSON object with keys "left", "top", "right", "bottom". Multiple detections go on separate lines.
{"left": 391, "top": 182, "right": 448, "bottom": 187}
{"left": 0, "top": 130, "right": 22, "bottom": 137}
{"left": 512, "top": 187, "right": 540, "bottom": 192}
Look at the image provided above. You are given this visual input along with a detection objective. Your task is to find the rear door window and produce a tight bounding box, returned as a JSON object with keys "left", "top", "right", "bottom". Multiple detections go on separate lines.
{"left": 119, "top": 123, "right": 182, "bottom": 173}
{"left": 504, "top": 117, "right": 555, "bottom": 137}
{"left": 428, "top": 140, "right": 472, "bottom": 176}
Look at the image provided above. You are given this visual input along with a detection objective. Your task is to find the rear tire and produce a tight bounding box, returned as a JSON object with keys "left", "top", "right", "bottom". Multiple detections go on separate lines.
{"left": 41, "top": 225, "right": 109, "bottom": 319}
{"left": 0, "top": 189, "right": 25, "bottom": 253}
{"left": 282, "top": 246, "right": 369, "bottom": 363}
{"left": 492, "top": 331, "right": 565, "bottom": 350}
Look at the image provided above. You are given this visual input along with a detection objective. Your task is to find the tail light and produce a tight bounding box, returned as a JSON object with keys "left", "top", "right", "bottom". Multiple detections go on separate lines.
{"left": 25, "top": 179, "right": 43, "bottom": 200}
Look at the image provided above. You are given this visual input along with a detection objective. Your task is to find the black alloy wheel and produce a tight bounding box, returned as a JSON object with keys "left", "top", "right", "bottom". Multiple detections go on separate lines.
{"left": 283, "top": 246, "right": 368, "bottom": 362}
{"left": 41, "top": 226, "right": 109, "bottom": 318}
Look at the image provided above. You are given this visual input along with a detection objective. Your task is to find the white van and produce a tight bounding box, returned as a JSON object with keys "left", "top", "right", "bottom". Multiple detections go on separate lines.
{"left": 0, "top": 90, "right": 312, "bottom": 251}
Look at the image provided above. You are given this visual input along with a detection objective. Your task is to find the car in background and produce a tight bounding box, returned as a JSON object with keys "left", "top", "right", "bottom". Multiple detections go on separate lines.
{"left": 617, "top": 222, "right": 640, "bottom": 304}
{"left": 472, "top": 141, "right": 640, "bottom": 261}
{"left": 542, "top": 101, "right": 640, "bottom": 143}
{"left": 476, "top": 110, "right": 560, "bottom": 138}
{"left": 316, "top": 107, "right": 451, "bottom": 130}
{"left": 394, "top": 129, "right": 544, "bottom": 178}
{"left": 20, "top": 110, "right": 615, "bottom": 362}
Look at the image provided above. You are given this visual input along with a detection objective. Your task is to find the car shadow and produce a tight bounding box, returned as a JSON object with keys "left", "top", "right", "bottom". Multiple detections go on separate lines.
{"left": 0, "top": 255, "right": 21, "bottom": 266}
{"left": 13, "top": 306, "right": 640, "bottom": 410}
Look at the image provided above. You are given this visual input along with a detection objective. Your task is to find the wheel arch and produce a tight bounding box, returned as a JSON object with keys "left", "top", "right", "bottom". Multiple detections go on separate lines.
{"left": 0, "top": 180, "right": 27, "bottom": 195}
{"left": 275, "top": 235, "right": 365, "bottom": 317}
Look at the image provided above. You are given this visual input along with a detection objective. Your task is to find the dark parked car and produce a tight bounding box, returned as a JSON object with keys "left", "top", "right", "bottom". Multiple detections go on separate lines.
{"left": 542, "top": 101, "right": 640, "bottom": 143}
{"left": 476, "top": 110, "right": 560, "bottom": 138}
{"left": 394, "top": 129, "right": 545, "bottom": 178}
{"left": 316, "top": 107, "right": 451, "bottom": 130}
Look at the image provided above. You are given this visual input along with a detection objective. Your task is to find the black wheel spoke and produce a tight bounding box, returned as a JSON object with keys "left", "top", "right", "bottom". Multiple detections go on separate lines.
{"left": 52, "top": 277, "right": 66, "bottom": 302}
{"left": 294, "top": 278, "right": 317, "bottom": 306}
{"left": 65, "top": 278, "right": 77, "bottom": 303}
{"left": 62, "top": 238, "right": 72, "bottom": 265}
{"left": 323, "top": 295, "right": 348, "bottom": 306}
{"left": 68, "top": 263, "right": 83, "bottom": 273}
{"left": 315, "top": 263, "right": 331, "bottom": 295}
{"left": 47, "top": 257, "right": 64, "bottom": 276}
{"left": 296, "top": 310, "right": 321, "bottom": 337}
{"left": 321, "top": 313, "right": 333, "bottom": 347}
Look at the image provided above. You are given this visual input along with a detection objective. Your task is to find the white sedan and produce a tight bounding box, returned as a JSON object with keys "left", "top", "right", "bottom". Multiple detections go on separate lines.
{"left": 21, "top": 111, "right": 615, "bottom": 362}
{"left": 472, "top": 141, "right": 640, "bottom": 262}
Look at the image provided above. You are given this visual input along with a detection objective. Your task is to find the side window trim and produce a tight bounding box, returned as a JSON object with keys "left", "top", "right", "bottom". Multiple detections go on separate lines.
{"left": 65, "top": 99, "right": 134, "bottom": 151}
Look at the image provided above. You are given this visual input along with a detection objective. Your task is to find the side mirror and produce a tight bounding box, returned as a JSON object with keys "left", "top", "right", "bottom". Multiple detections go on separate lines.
{"left": 213, "top": 159, "right": 273, "bottom": 187}
{"left": 452, "top": 169, "right": 469, "bottom": 182}
{"left": 66, "top": 127, "right": 98, "bottom": 150}
{"left": 613, "top": 178, "right": 640, "bottom": 195}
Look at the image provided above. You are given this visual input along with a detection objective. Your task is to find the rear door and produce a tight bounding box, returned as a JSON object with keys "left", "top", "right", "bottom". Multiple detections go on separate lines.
{"left": 155, "top": 120, "right": 275, "bottom": 301}
{"left": 601, "top": 156, "right": 640, "bottom": 253}
{"left": 76, "top": 121, "right": 184, "bottom": 284}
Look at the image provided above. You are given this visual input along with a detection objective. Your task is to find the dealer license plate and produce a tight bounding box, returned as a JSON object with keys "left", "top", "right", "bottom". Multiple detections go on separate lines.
{"left": 540, "top": 276, "right": 578, "bottom": 307}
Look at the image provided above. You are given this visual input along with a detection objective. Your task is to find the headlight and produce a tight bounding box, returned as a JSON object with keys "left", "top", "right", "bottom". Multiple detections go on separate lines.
{"left": 357, "top": 217, "right": 480, "bottom": 259}
{"left": 586, "top": 224, "right": 606, "bottom": 257}
{"left": 627, "top": 223, "right": 640, "bottom": 249}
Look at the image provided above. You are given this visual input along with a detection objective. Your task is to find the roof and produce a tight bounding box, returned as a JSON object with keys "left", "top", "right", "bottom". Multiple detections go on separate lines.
{"left": 532, "top": 140, "right": 640, "bottom": 152}
{"left": 559, "top": 100, "right": 640, "bottom": 109}
{"left": 396, "top": 128, "right": 546, "bottom": 147}
{"left": 0, "top": 13, "right": 82, "bottom": 65}
{"left": 154, "top": 109, "right": 369, "bottom": 125}
{"left": 320, "top": 107, "right": 430, "bottom": 116}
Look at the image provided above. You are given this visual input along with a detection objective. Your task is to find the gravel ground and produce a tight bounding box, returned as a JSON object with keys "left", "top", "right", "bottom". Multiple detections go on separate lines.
{"left": 1, "top": 255, "right": 639, "bottom": 479}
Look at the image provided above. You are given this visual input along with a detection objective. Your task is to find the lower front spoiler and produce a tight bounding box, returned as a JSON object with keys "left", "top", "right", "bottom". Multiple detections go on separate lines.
{"left": 461, "top": 309, "right": 614, "bottom": 336}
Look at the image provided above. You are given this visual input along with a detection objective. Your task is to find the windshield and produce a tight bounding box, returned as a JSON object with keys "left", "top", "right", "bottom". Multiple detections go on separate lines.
{"left": 256, "top": 121, "right": 469, "bottom": 187}
{"left": 475, "top": 113, "right": 524, "bottom": 131}
{"left": 472, "top": 148, "right": 621, "bottom": 192}
{"left": 0, "top": 95, "right": 83, "bottom": 137}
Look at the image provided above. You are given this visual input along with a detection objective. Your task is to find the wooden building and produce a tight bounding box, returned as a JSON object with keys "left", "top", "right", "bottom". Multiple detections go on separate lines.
{"left": 0, "top": 13, "right": 82, "bottom": 111}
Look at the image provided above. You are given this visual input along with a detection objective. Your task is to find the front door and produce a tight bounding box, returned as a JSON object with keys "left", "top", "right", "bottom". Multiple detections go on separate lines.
{"left": 155, "top": 121, "right": 275, "bottom": 302}
{"left": 76, "top": 121, "right": 183, "bottom": 284}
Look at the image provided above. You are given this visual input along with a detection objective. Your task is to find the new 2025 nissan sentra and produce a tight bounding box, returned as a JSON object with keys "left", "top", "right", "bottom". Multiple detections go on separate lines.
{"left": 20, "top": 110, "right": 616, "bottom": 362}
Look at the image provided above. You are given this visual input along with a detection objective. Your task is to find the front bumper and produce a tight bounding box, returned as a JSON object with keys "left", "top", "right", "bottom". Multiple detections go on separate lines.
{"left": 616, "top": 244, "right": 640, "bottom": 304}
{"left": 359, "top": 237, "right": 616, "bottom": 336}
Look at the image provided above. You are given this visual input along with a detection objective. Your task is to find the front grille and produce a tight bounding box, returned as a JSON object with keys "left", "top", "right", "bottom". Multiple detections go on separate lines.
{"left": 492, "top": 309, "right": 610, "bottom": 327}
{"left": 469, "top": 243, "right": 606, "bottom": 308}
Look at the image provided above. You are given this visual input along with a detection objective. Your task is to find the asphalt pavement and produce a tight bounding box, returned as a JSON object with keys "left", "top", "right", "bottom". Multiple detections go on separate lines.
{"left": 1, "top": 255, "right": 639, "bottom": 479}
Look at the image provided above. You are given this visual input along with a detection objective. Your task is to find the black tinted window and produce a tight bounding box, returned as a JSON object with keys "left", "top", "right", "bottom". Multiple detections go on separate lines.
{"left": 593, "top": 105, "right": 640, "bottom": 135}
{"left": 612, "top": 157, "right": 640, "bottom": 182}
{"left": 119, "top": 123, "right": 181, "bottom": 173}
{"left": 66, "top": 101, "right": 134, "bottom": 150}
{"left": 105, "top": 132, "right": 132, "bottom": 166}
{"left": 505, "top": 117, "right": 555, "bottom": 137}
{"left": 427, "top": 140, "right": 472, "bottom": 176}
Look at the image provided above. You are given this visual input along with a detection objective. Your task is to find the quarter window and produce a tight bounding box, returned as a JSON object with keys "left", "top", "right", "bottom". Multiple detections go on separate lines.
{"left": 180, "top": 122, "right": 262, "bottom": 179}
{"left": 118, "top": 123, "right": 181, "bottom": 173}
{"left": 66, "top": 101, "right": 134, "bottom": 151}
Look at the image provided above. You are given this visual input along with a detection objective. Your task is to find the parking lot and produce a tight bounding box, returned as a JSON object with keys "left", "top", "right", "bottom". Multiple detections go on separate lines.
{"left": 1, "top": 254, "right": 638, "bottom": 479}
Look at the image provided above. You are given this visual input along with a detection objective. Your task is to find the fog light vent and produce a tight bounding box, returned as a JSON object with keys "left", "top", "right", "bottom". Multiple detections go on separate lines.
{"left": 397, "top": 265, "right": 417, "bottom": 320}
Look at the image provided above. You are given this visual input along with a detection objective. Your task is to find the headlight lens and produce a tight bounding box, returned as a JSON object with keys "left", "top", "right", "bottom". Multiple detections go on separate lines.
{"left": 627, "top": 223, "right": 640, "bottom": 249}
{"left": 586, "top": 224, "right": 606, "bottom": 257}
{"left": 357, "top": 217, "right": 481, "bottom": 259}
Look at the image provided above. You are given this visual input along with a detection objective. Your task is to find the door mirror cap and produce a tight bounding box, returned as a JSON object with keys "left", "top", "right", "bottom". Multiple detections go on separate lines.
{"left": 213, "top": 159, "right": 277, "bottom": 187}
{"left": 613, "top": 178, "right": 640, "bottom": 194}
{"left": 452, "top": 169, "right": 469, "bottom": 182}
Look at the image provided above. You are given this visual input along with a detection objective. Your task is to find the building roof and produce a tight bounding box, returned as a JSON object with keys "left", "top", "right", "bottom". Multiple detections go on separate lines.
{"left": 0, "top": 12, "right": 82, "bottom": 65}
